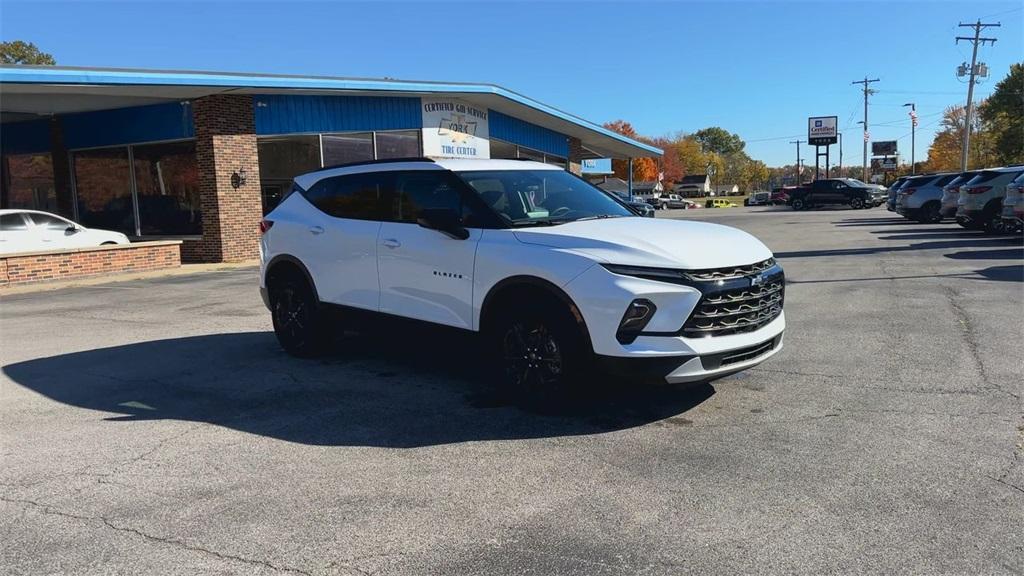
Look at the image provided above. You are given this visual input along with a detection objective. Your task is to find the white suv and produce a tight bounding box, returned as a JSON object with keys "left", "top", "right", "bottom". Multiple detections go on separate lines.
{"left": 259, "top": 159, "right": 785, "bottom": 393}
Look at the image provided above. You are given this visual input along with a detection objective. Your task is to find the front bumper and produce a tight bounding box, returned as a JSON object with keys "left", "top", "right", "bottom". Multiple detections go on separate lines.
{"left": 598, "top": 333, "right": 784, "bottom": 384}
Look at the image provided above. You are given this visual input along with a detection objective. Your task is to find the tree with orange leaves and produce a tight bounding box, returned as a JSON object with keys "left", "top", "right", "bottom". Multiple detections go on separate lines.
{"left": 603, "top": 120, "right": 659, "bottom": 182}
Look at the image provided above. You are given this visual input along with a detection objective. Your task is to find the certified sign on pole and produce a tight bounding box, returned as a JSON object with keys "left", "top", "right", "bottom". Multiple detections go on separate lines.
{"left": 808, "top": 116, "right": 838, "bottom": 146}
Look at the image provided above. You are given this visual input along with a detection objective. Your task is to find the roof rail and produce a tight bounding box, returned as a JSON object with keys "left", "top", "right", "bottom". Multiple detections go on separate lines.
{"left": 316, "top": 157, "right": 436, "bottom": 172}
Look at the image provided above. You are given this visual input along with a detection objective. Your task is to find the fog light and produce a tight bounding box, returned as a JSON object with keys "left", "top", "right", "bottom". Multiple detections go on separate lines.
{"left": 616, "top": 299, "right": 657, "bottom": 344}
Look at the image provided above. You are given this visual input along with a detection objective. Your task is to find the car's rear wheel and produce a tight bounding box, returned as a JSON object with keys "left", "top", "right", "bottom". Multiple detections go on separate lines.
{"left": 490, "top": 301, "right": 587, "bottom": 401}
{"left": 850, "top": 197, "right": 865, "bottom": 209}
{"left": 917, "top": 202, "right": 942, "bottom": 224}
{"left": 982, "top": 208, "right": 1005, "bottom": 235}
{"left": 269, "top": 273, "right": 330, "bottom": 357}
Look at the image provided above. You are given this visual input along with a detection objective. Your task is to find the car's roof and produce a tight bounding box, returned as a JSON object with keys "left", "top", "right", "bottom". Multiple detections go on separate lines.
{"left": 294, "top": 158, "right": 560, "bottom": 189}
{"left": 0, "top": 209, "right": 66, "bottom": 217}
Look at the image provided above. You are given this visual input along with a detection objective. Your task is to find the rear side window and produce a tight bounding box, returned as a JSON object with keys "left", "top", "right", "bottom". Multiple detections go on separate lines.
{"left": 933, "top": 174, "right": 957, "bottom": 187}
{"left": 966, "top": 171, "right": 1001, "bottom": 185}
{"left": 907, "top": 176, "right": 937, "bottom": 187}
{"left": 0, "top": 213, "right": 29, "bottom": 231}
{"left": 305, "top": 172, "right": 392, "bottom": 220}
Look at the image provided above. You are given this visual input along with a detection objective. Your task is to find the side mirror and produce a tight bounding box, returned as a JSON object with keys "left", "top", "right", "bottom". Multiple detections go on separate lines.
{"left": 65, "top": 225, "right": 79, "bottom": 235}
{"left": 416, "top": 208, "right": 469, "bottom": 240}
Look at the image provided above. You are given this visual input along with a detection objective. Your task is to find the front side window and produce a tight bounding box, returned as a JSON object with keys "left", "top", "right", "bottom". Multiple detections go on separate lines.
{"left": 457, "top": 169, "right": 632, "bottom": 226}
{"left": 393, "top": 171, "right": 467, "bottom": 223}
{"left": 27, "top": 213, "right": 71, "bottom": 230}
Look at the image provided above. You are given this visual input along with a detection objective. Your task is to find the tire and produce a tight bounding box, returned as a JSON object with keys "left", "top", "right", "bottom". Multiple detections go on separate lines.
{"left": 268, "top": 273, "right": 330, "bottom": 358}
{"left": 982, "top": 208, "right": 1005, "bottom": 235}
{"left": 916, "top": 202, "right": 942, "bottom": 224}
{"left": 489, "top": 299, "right": 588, "bottom": 402}
{"left": 850, "top": 197, "right": 865, "bottom": 209}
{"left": 791, "top": 198, "right": 806, "bottom": 211}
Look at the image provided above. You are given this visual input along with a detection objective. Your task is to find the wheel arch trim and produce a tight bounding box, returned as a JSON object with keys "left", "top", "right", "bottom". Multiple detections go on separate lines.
{"left": 478, "top": 275, "right": 594, "bottom": 352}
{"left": 265, "top": 254, "right": 320, "bottom": 303}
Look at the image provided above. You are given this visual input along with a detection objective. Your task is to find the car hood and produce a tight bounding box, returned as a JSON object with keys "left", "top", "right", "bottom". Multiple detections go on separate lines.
{"left": 513, "top": 217, "right": 773, "bottom": 269}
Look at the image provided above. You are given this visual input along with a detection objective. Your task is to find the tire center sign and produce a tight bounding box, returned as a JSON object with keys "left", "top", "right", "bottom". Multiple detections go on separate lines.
{"left": 422, "top": 98, "right": 490, "bottom": 159}
{"left": 808, "top": 116, "right": 838, "bottom": 146}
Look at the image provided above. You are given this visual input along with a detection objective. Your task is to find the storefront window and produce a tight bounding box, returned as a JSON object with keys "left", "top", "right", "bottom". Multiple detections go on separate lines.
{"left": 322, "top": 132, "right": 373, "bottom": 167}
{"left": 133, "top": 141, "right": 201, "bottom": 235}
{"left": 2, "top": 153, "right": 57, "bottom": 212}
{"left": 544, "top": 154, "right": 567, "bottom": 169}
{"left": 72, "top": 147, "right": 134, "bottom": 234}
{"left": 490, "top": 139, "right": 517, "bottom": 160}
{"left": 375, "top": 130, "right": 420, "bottom": 159}
{"left": 517, "top": 147, "right": 544, "bottom": 162}
{"left": 257, "top": 136, "right": 321, "bottom": 213}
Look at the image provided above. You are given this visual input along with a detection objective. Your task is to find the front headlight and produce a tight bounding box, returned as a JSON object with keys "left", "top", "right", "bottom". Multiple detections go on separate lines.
{"left": 602, "top": 264, "right": 689, "bottom": 284}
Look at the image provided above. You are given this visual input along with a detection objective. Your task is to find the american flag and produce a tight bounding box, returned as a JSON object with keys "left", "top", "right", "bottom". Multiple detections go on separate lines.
{"left": 909, "top": 109, "right": 918, "bottom": 127}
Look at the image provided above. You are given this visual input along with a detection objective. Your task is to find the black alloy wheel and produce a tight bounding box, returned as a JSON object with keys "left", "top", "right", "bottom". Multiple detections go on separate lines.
{"left": 492, "top": 305, "right": 585, "bottom": 400}
{"left": 982, "top": 210, "right": 1005, "bottom": 235}
{"left": 850, "top": 197, "right": 865, "bottom": 209}
{"left": 918, "top": 202, "right": 942, "bottom": 224}
{"left": 791, "top": 198, "right": 806, "bottom": 211}
{"left": 270, "top": 276, "right": 329, "bottom": 357}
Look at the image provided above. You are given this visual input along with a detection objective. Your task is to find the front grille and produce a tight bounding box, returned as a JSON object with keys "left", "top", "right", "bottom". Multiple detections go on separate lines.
{"left": 684, "top": 258, "right": 775, "bottom": 281}
{"left": 682, "top": 274, "right": 784, "bottom": 338}
{"left": 700, "top": 337, "right": 780, "bottom": 370}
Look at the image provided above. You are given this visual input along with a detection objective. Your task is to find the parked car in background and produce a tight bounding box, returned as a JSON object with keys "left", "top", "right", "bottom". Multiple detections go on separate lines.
{"left": 611, "top": 192, "right": 656, "bottom": 218}
{"left": 956, "top": 166, "right": 1024, "bottom": 233}
{"left": 0, "top": 209, "right": 130, "bottom": 254}
{"left": 652, "top": 194, "right": 692, "bottom": 210}
{"left": 887, "top": 177, "right": 909, "bottom": 212}
{"left": 940, "top": 171, "right": 982, "bottom": 219}
{"left": 1000, "top": 171, "right": 1024, "bottom": 233}
{"left": 788, "top": 178, "right": 876, "bottom": 210}
{"left": 896, "top": 172, "right": 958, "bottom": 223}
{"left": 744, "top": 191, "right": 771, "bottom": 206}
{"left": 706, "top": 198, "right": 738, "bottom": 208}
{"left": 864, "top": 183, "right": 887, "bottom": 207}
{"left": 770, "top": 187, "right": 794, "bottom": 205}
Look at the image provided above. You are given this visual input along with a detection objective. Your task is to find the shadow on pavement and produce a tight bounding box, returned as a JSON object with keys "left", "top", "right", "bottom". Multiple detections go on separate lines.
{"left": 2, "top": 330, "right": 714, "bottom": 448}
{"left": 944, "top": 247, "right": 1024, "bottom": 261}
{"left": 774, "top": 236, "right": 1019, "bottom": 259}
{"left": 975, "top": 265, "right": 1024, "bottom": 282}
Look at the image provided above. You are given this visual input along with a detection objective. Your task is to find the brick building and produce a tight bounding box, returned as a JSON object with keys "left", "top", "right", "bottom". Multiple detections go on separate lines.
{"left": 1, "top": 66, "right": 660, "bottom": 262}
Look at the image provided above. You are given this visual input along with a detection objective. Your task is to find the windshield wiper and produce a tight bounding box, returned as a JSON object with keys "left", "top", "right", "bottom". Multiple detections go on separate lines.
{"left": 569, "top": 214, "right": 626, "bottom": 222}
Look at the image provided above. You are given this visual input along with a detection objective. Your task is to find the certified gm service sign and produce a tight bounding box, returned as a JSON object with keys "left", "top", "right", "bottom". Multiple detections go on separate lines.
{"left": 422, "top": 98, "right": 491, "bottom": 159}
{"left": 808, "top": 116, "right": 838, "bottom": 146}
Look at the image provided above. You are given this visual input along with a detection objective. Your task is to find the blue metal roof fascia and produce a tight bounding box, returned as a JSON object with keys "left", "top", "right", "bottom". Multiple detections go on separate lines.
{"left": 0, "top": 67, "right": 663, "bottom": 156}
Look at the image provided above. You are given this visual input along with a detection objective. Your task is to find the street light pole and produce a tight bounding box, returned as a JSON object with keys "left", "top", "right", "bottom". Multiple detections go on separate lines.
{"left": 789, "top": 140, "right": 804, "bottom": 184}
{"left": 903, "top": 103, "right": 916, "bottom": 174}
{"left": 838, "top": 132, "right": 843, "bottom": 175}
{"left": 852, "top": 76, "right": 880, "bottom": 181}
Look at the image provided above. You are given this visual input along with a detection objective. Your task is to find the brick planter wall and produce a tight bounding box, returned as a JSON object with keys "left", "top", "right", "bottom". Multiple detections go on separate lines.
{"left": 0, "top": 241, "right": 181, "bottom": 286}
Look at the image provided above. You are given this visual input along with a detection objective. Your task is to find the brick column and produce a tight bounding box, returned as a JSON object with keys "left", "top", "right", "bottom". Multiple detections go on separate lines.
{"left": 192, "top": 95, "right": 262, "bottom": 262}
{"left": 567, "top": 136, "right": 583, "bottom": 175}
{"left": 50, "top": 117, "right": 75, "bottom": 218}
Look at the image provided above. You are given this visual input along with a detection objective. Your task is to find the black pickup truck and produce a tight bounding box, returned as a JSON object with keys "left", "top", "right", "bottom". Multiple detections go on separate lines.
{"left": 788, "top": 178, "right": 877, "bottom": 210}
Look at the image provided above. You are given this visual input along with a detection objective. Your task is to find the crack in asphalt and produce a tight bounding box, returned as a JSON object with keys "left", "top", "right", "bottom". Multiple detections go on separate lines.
{"left": 0, "top": 495, "right": 313, "bottom": 575}
{"left": 942, "top": 286, "right": 1020, "bottom": 401}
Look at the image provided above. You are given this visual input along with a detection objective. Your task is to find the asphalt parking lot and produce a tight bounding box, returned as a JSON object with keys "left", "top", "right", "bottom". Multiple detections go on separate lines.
{"left": 2, "top": 207, "right": 1022, "bottom": 575}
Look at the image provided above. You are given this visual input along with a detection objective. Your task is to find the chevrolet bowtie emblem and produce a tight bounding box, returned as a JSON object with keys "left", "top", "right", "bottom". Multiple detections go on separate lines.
{"left": 750, "top": 273, "right": 765, "bottom": 287}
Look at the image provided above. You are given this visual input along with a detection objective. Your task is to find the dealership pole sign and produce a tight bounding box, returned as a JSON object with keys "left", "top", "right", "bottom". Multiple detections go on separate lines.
{"left": 808, "top": 116, "right": 838, "bottom": 146}
{"left": 871, "top": 141, "right": 898, "bottom": 156}
{"left": 421, "top": 98, "right": 490, "bottom": 159}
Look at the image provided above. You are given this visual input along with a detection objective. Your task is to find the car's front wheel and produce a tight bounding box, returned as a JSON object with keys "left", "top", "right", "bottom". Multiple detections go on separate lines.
{"left": 268, "top": 273, "right": 330, "bottom": 357}
{"left": 791, "top": 198, "right": 806, "bottom": 211}
{"left": 850, "top": 197, "right": 865, "bottom": 209}
{"left": 490, "top": 302, "right": 587, "bottom": 401}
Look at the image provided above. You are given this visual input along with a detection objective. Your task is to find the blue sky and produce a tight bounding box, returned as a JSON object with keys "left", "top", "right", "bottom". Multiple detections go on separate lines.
{"left": 1, "top": 1, "right": 1020, "bottom": 166}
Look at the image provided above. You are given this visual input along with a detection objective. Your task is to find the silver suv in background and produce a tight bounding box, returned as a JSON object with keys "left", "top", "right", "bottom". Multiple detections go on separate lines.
{"left": 886, "top": 177, "right": 909, "bottom": 212}
{"left": 1000, "top": 171, "right": 1024, "bottom": 233}
{"left": 956, "top": 166, "right": 1024, "bottom": 233}
{"left": 940, "top": 171, "right": 981, "bottom": 220}
{"left": 896, "top": 172, "right": 957, "bottom": 223}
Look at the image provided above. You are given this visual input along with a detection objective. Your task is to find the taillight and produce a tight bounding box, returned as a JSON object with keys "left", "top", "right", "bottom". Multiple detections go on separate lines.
{"left": 902, "top": 188, "right": 916, "bottom": 196}
{"left": 966, "top": 186, "right": 992, "bottom": 195}
{"left": 259, "top": 219, "right": 274, "bottom": 234}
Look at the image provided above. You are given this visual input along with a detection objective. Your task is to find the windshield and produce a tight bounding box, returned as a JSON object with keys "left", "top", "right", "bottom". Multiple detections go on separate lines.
{"left": 456, "top": 169, "right": 633, "bottom": 226}
{"left": 843, "top": 178, "right": 869, "bottom": 187}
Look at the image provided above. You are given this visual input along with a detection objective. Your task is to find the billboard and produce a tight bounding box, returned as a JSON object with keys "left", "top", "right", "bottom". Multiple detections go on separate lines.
{"left": 871, "top": 157, "right": 899, "bottom": 172}
{"left": 871, "top": 141, "right": 898, "bottom": 156}
{"left": 808, "top": 116, "right": 838, "bottom": 145}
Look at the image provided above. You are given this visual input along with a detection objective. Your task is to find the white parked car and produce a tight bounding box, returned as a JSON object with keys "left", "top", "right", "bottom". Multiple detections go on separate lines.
{"left": 1000, "top": 171, "right": 1024, "bottom": 233}
{"left": 258, "top": 159, "right": 785, "bottom": 395}
{"left": 0, "top": 209, "right": 130, "bottom": 254}
{"left": 956, "top": 166, "right": 1024, "bottom": 233}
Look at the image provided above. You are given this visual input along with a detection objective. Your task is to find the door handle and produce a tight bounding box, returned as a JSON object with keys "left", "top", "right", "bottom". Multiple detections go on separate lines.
{"left": 382, "top": 238, "right": 401, "bottom": 249}
{"left": 309, "top": 225, "right": 324, "bottom": 235}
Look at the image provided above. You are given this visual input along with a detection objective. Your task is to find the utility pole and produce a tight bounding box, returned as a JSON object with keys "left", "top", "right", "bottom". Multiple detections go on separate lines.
{"left": 903, "top": 103, "right": 917, "bottom": 174}
{"left": 837, "top": 132, "right": 843, "bottom": 175}
{"left": 852, "top": 76, "right": 880, "bottom": 182}
{"left": 789, "top": 140, "right": 804, "bottom": 184}
{"left": 956, "top": 20, "right": 999, "bottom": 171}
